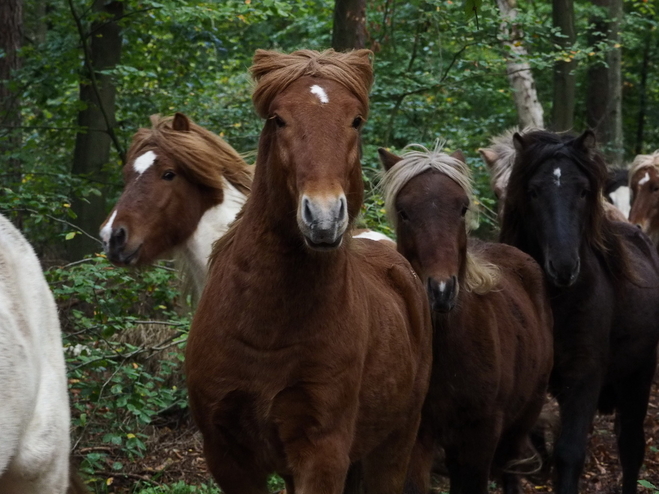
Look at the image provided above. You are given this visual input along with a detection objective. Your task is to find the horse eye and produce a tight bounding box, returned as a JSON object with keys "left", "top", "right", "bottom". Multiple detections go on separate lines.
{"left": 652, "top": 186, "right": 659, "bottom": 193}
{"left": 162, "top": 171, "right": 176, "bottom": 181}
{"left": 272, "top": 115, "right": 286, "bottom": 128}
{"left": 352, "top": 116, "right": 363, "bottom": 129}
{"left": 580, "top": 189, "right": 588, "bottom": 198}
{"left": 529, "top": 189, "right": 539, "bottom": 199}
{"left": 398, "top": 209, "right": 410, "bottom": 222}
{"left": 461, "top": 206, "right": 468, "bottom": 217}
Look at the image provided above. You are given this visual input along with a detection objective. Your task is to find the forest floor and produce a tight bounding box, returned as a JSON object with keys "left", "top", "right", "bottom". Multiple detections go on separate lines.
{"left": 93, "top": 370, "right": 659, "bottom": 493}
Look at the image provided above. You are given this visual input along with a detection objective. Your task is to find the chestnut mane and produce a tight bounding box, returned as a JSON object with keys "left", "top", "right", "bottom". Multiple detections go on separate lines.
{"left": 380, "top": 141, "right": 500, "bottom": 295}
{"left": 500, "top": 130, "right": 634, "bottom": 282}
{"left": 129, "top": 114, "right": 252, "bottom": 196}
{"left": 251, "top": 49, "right": 373, "bottom": 118}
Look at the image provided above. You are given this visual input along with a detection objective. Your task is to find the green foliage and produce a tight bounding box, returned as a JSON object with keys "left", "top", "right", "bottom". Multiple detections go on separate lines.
{"left": 639, "top": 479, "right": 659, "bottom": 493}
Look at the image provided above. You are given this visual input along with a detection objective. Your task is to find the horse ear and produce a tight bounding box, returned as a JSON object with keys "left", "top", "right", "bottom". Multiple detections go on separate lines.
{"left": 378, "top": 148, "right": 403, "bottom": 171}
{"left": 575, "top": 129, "right": 597, "bottom": 153}
{"left": 478, "top": 148, "right": 498, "bottom": 169}
{"left": 451, "top": 150, "right": 466, "bottom": 163}
{"left": 172, "top": 112, "right": 191, "bottom": 132}
{"left": 512, "top": 133, "right": 526, "bottom": 154}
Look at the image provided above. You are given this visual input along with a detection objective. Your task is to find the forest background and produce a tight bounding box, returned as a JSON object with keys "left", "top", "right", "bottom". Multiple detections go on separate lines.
{"left": 1, "top": 0, "right": 658, "bottom": 492}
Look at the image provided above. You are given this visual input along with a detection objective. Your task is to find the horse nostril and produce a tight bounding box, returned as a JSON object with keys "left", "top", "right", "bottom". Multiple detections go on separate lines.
{"left": 111, "top": 226, "right": 127, "bottom": 248}
{"left": 338, "top": 196, "right": 346, "bottom": 222}
{"left": 303, "top": 198, "right": 314, "bottom": 225}
{"left": 636, "top": 224, "right": 643, "bottom": 229}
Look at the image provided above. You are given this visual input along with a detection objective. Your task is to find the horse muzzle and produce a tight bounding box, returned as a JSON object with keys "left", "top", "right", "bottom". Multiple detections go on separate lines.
{"left": 102, "top": 225, "right": 142, "bottom": 266}
{"left": 427, "top": 276, "right": 458, "bottom": 313}
{"left": 298, "top": 193, "right": 348, "bottom": 251}
{"left": 545, "top": 256, "right": 580, "bottom": 288}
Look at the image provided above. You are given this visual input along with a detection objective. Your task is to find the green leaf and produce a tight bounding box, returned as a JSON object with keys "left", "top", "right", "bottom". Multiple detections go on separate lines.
{"left": 65, "top": 232, "right": 77, "bottom": 240}
{"left": 464, "top": 0, "right": 482, "bottom": 19}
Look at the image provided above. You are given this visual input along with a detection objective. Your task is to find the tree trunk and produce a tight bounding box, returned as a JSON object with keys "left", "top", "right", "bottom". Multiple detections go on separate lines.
{"left": 0, "top": 0, "right": 23, "bottom": 189}
{"left": 551, "top": 0, "right": 576, "bottom": 131}
{"left": 634, "top": 34, "right": 652, "bottom": 155}
{"left": 69, "top": 0, "right": 123, "bottom": 260}
{"left": 332, "top": 0, "right": 367, "bottom": 52}
{"left": 586, "top": 0, "right": 623, "bottom": 165}
{"left": 497, "top": 0, "right": 544, "bottom": 129}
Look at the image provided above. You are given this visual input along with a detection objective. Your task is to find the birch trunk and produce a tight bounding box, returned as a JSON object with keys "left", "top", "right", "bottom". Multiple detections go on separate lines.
{"left": 497, "top": 0, "right": 544, "bottom": 129}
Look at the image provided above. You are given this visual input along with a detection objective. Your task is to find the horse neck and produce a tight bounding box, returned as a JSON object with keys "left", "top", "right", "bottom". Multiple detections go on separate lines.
{"left": 176, "top": 180, "right": 248, "bottom": 299}
{"left": 235, "top": 157, "right": 352, "bottom": 284}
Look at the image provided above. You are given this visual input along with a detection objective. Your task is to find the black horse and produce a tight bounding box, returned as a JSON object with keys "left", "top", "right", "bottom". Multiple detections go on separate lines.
{"left": 500, "top": 129, "right": 659, "bottom": 494}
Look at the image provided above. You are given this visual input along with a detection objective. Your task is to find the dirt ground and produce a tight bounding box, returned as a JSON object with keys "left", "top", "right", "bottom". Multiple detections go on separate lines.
{"left": 92, "top": 374, "right": 659, "bottom": 493}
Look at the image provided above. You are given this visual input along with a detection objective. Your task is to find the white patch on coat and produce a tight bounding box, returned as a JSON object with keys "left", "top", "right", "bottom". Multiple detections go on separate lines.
{"left": 639, "top": 171, "right": 651, "bottom": 186}
{"left": 609, "top": 186, "right": 631, "bottom": 220}
{"left": 553, "top": 167, "right": 562, "bottom": 187}
{"left": 310, "top": 85, "right": 329, "bottom": 104}
{"left": 353, "top": 231, "right": 392, "bottom": 242}
{"left": 100, "top": 210, "right": 117, "bottom": 243}
{"left": 439, "top": 282, "right": 447, "bottom": 292}
{"left": 179, "top": 181, "right": 247, "bottom": 298}
{"left": 133, "top": 151, "right": 157, "bottom": 175}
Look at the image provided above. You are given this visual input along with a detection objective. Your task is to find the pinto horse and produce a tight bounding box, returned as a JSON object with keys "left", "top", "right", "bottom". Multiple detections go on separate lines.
{"left": 629, "top": 151, "right": 659, "bottom": 248}
{"left": 500, "top": 130, "right": 659, "bottom": 494}
{"left": 99, "top": 113, "right": 252, "bottom": 299}
{"left": 379, "top": 144, "right": 553, "bottom": 494}
{"left": 0, "top": 214, "right": 85, "bottom": 494}
{"left": 480, "top": 127, "right": 628, "bottom": 222}
{"left": 185, "top": 49, "right": 432, "bottom": 494}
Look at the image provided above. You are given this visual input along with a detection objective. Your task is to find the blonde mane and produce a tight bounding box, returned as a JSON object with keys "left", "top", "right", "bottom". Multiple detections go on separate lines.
{"left": 481, "top": 126, "right": 540, "bottom": 193}
{"left": 380, "top": 141, "right": 500, "bottom": 295}
{"left": 629, "top": 150, "right": 659, "bottom": 181}
{"left": 129, "top": 114, "right": 253, "bottom": 196}
{"left": 251, "top": 49, "right": 374, "bottom": 118}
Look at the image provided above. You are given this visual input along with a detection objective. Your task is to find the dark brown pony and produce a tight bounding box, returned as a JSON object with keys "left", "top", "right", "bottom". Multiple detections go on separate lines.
{"left": 99, "top": 113, "right": 252, "bottom": 298}
{"left": 185, "top": 49, "right": 432, "bottom": 494}
{"left": 629, "top": 151, "right": 659, "bottom": 248}
{"left": 500, "top": 130, "right": 659, "bottom": 494}
{"left": 380, "top": 144, "right": 553, "bottom": 494}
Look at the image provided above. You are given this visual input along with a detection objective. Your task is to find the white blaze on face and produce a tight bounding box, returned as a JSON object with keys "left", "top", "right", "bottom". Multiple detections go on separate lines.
{"left": 100, "top": 210, "right": 117, "bottom": 243}
{"left": 639, "top": 171, "right": 651, "bottom": 186}
{"left": 133, "top": 150, "right": 157, "bottom": 175}
{"left": 553, "top": 167, "right": 562, "bottom": 187}
{"left": 439, "top": 281, "right": 447, "bottom": 293}
{"left": 310, "top": 85, "right": 329, "bottom": 104}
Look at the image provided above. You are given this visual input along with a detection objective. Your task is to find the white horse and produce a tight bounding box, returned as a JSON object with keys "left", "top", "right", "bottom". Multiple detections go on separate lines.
{"left": 0, "top": 214, "right": 79, "bottom": 493}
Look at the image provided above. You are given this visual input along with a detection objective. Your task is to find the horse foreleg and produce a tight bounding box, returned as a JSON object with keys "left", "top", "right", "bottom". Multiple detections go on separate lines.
{"left": 287, "top": 434, "right": 351, "bottom": 494}
{"left": 201, "top": 437, "right": 270, "bottom": 494}
{"left": 615, "top": 353, "right": 656, "bottom": 494}
{"left": 361, "top": 415, "right": 423, "bottom": 494}
{"left": 553, "top": 375, "right": 602, "bottom": 494}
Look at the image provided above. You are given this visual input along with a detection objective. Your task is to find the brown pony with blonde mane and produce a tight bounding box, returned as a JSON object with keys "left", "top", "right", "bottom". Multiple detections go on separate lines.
{"left": 380, "top": 143, "right": 553, "bottom": 494}
{"left": 186, "top": 49, "right": 432, "bottom": 494}
{"left": 99, "top": 113, "right": 252, "bottom": 298}
{"left": 629, "top": 151, "right": 659, "bottom": 248}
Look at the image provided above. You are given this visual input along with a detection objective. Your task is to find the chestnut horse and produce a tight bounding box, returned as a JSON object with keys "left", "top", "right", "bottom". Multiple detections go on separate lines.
{"left": 480, "top": 127, "right": 628, "bottom": 222}
{"left": 186, "top": 49, "right": 432, "bottom": 494}
{"left": 0, "top": 214, "right": 86, "bottom": 494}
{"left": 629, "top": 151, "right": 659, "bottom": 248}
{"left": 500, "top": 130, "right": 659, "bottom": 494}
{"left": 99, "top": 113, "right": 252, "bottom": 299}
{"left": 380, "top": 144, "right": 553, "bottom": 494}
